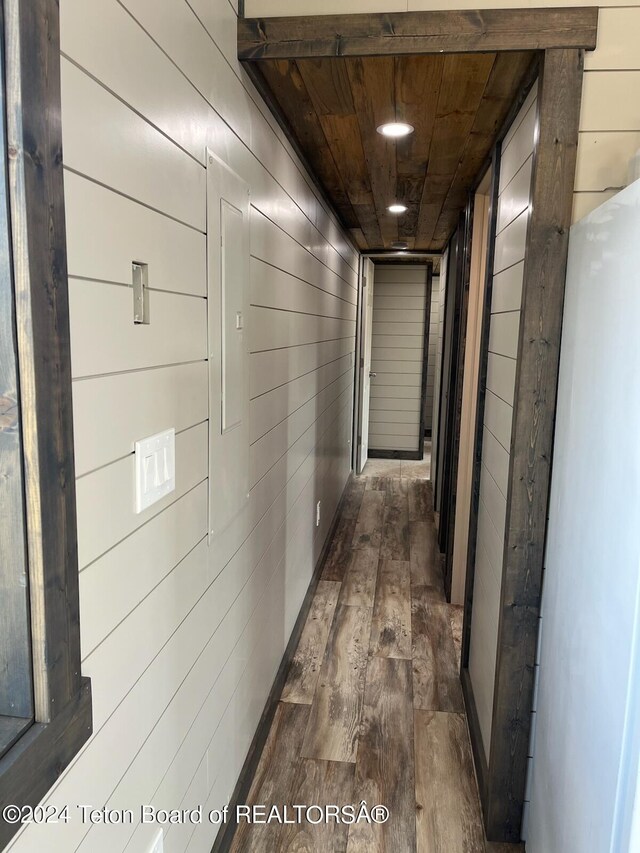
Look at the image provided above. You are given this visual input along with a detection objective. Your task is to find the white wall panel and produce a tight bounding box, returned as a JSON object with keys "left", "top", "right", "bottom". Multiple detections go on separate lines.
{"left": 468, "top": 88, "right": 535, "bottom": 763}
{"left": 6, "top": 2, "right": 358, "bottom": 849}
{"left": 69, "top": 280, "right": 207, "bottom": 378}
{"left": 368, "top": 265, "right": 428, "bottom": 455}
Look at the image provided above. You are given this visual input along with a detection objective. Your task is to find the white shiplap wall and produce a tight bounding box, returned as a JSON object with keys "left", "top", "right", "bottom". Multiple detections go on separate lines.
{"left": 5, "top": 2, "right": 357, "bottom": 852}
{"left": 423, "top": 276, "right": 439, "bottom": 434}
{"left": 467, "top": 84, "right": 537, "bottom": 761}
{"left": 369, "top": 265, "right": 428, "bottom": 453}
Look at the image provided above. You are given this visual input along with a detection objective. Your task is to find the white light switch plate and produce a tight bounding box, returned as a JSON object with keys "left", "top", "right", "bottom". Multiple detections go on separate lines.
{"left": 135, "top": 428, "right": 175, "bottom": 513}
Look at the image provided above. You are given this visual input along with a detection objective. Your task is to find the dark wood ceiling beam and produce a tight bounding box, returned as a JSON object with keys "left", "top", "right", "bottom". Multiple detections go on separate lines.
{"left": 346, "top": 57, "right": 398, "bottom": 248}
{"left": 257, "top": 60, "right": 360, "bottom": 229}
{"left": 431, "top": 51, "right": 536, "bottom": 247}
{"left": 415, "top": 53, "right": 496, "bottom": 249}
{"left": 296, "top": 58, "right": 383, "bottom": 246}
{"left": 394, "top": 55, "right": 443, "bottom": 249}
{"left": 238, "top": 8, "right": 598, "bottom": 61}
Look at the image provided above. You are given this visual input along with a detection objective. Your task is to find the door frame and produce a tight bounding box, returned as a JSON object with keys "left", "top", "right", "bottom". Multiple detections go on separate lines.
{"left": 239, "top": 11, "right": 595, "bottom": 842}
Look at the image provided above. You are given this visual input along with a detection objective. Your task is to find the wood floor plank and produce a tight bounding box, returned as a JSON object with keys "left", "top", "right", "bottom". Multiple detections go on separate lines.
{"left": 370, "top": 559, "right": 412, "bottom": 659}
{"left": 449, "top": 604, "right": 464, "bottom": 670}
{"left": 322, "top": 515, "right": 359, "bottom": 581}
{"left": 282, "top": 581, "right": 342, "bottom": 704}
{"left": 412, "top": 597, "right": 464, "bottom": 712}
{"left": 339, "top": 548, "right": 379, "bottom": 608}
{"left": 414, "top": 710, "right": 486, "bottom": 853}
{"left": 380, "top": 486, "right": 410, "bottom": 561}
{"left": 352, "top": 490, "right": 385, "bottom": 550}
{"left": 301, "top": 604, "right": 372, "bottom": 763}
{"left": 230, "top": 702, "right": 310, "bottom": 852}
{"left": 280, "top": 758, "right": 356, "bottom": 852}
{"left": 408, "top": 479, "right": 433, "bottom": 522}
{"left": 342, "top": 478, "right": 367, "bottom": 519}
{"left": 384, "top": 477, "right": 409, "bottom": 499}
{"left": 365, "top": 476, "right": 390, "bottom": 491}
{"left": 346, "top": 657, "right": 416, "bottom": 853}
{"left": 410, "top": 520, "right": 445, "bottom": 599}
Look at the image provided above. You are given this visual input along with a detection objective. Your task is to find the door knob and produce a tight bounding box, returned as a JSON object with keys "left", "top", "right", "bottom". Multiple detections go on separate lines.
{"left": 369, "top": 371, "right": 377, "bottom": 378}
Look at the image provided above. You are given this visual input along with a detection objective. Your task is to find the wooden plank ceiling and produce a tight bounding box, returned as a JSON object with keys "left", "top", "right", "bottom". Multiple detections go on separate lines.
{"left": 248, "top": 52, "right": 534, "bottom": 251}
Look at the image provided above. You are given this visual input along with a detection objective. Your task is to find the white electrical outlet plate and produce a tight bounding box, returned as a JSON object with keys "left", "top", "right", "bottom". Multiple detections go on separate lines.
{"left": 149, "top": 829, "right": 163, "bottom": 853}
{"left": 135, "top": 428, "right": 176, "bottom": 513}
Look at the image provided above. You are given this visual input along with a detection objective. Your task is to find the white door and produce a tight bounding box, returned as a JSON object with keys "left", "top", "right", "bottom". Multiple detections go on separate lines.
{"left": 357, "top": 258, "right": 375, "bottom": 474}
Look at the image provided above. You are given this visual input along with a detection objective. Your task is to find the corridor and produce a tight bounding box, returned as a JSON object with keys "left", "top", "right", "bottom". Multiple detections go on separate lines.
{"left": 230, "top": 461, "right": 519, "bottom": 852}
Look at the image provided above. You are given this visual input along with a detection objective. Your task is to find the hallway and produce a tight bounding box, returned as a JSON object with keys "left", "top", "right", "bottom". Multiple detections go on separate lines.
{"left": 230, "top": 465, "right": 517, "bottom": 852}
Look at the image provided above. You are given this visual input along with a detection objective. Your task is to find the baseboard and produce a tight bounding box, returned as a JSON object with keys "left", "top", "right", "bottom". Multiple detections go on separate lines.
{"left": 461, "top": 667, "right": 489, "bottom": 823}
{"left": 211, "top": 472, "right": 353, "bottom": 853}
{"left": 368, "top": 449, "right": 422, "bottom": 460}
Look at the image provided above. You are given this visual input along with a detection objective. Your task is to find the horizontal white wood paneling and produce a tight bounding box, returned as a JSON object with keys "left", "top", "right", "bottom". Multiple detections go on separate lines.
{"left": 486, "top": 352, "right": 517, "bottom": 406}
{"left": 249, "top": 307, "right": 355, "bottom": 352}
{"left": 484, "top": 389, "right": 514, "bottom": 452}
{"left": 493, "top": 208, "right": 529, "bottom": 274}
{"left": 250, "top": 338, "right": 354, "bottom": 399}
{"left": 64, "top": 172, "right": 206, "bottom": 297}
{"left": 491, "top": 260, "right": 524, "bottom": 314}
{"left": 250, "top": 353, "right": 352, "bottom": 442}
{"left": 488, "top": 311, "right": 521, "bottom": 359}
{"left": 469, "top": 88, "right": 535, "bottom": 764}
{"left": 76, "top": 422, "right": 208, "bottom": 570}
{"left": 251, "top": 257, "right": 357, "bottom": 321}
{"left": 61, "top": 59, "right": 206, "bottom": 230}
{"left": 73, "top": 361, "right": 208, "bottom": 476}
{"left": 367, "top": 434, "right": 421, "bottom": 451}
{"left": 497, "top": 155, "right": 533, "bottom": 234}
{"left": 69, "top": 280, "right": 207, "bottom": 378}
{"left": 369, "top": 265, "right": 427, "bottom": 454}
{"left": 581, "top": 71, "right": 640, "bottom": 132}
{"left": 371, "top": 334, "right": 423, "bottom": 349}
{"left": 369, "top": 409, "right": 421, "bottom": 424}
{"left": 8, "top": 2, "right": 358, "bottom": 849}
{"left": 79, "top": 482, "right": 208, "bottom": 658}
{"left": 575, "top": 130, "right": 640, "bottom": 192}
{"left": 372, "top": 321, "right": 425, "bottom": 336}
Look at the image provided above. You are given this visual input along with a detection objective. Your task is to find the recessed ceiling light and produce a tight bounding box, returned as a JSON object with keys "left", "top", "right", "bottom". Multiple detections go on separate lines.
{"left": 388, "top": 204, "right": 407, "bottom": 215}
{"left": 391, "top": 241, "right": 409, "bottom": 250}
{"left": 377, "top": 122, "right": 414, "bottom": 138}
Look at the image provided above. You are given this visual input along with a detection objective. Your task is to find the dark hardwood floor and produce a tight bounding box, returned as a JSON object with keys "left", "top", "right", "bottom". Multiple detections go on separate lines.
{"left": 230, "top": 459, "right": 523, "bottom": 852}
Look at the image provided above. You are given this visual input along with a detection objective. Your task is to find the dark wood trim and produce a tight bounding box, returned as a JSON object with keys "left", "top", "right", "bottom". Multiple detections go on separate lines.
{"left": 6, "top": 0, "right": 82, "bottom": 720}
{"left": 238, "top": 8, "right": 598, "bottom": 61}
{"left": 0, "top": 680, "right": 91, "bottom": 849}
{"left": 212, "top": 475, "right": 354, "bottom": 853}
{"left": 368, "top": 448, "right": 422, "bottom": 461}
{"left": 237, "top": 0, "right": 245, "bottom": 18}
{"left": 442, "top": 197, "right": 474, "bottom": 599}
{"left": 0, "top": 0, "right": 92, "bottom": 843}
{"left": 417, "top": 262, "right": 434, "bottom": 458}
{"left": 437, "top": 216, "right": 465, "bottom": 586}
{"left": 461, "top": 667, "right": 489, "bottom": 804}
{"left": 461, "top": 154, "right": 501, "bottom": 674}
{"left": 485, "top": 47, "right": 584, "bottom": 842}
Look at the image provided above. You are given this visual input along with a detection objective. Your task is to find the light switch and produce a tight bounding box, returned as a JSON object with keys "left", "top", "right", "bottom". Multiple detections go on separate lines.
{"left": 135, "top": 428, "right": 175, "bottom": 513}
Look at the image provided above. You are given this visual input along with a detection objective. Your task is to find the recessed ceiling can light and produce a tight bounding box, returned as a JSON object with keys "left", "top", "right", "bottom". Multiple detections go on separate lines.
{"left": 388, "top": 204, "right": 407, "bottom": 214}
{"left": 377, "top": 122, "right": 414, "bottom": 138}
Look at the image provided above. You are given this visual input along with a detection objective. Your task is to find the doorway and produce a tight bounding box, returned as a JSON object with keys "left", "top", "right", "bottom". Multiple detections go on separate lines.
{"left": 355, "top": 258, "right": 435, "bottom": 476}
